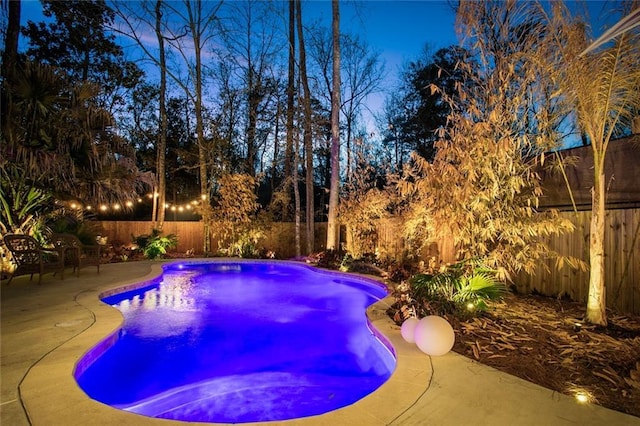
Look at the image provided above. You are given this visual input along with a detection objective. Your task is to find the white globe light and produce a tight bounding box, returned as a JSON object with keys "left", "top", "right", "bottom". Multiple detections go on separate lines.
{"left": 414, "top": 315, "right": 455, "bottom": 356}
{"left": 400, "top": 317, "right": 420, "bottom": 343}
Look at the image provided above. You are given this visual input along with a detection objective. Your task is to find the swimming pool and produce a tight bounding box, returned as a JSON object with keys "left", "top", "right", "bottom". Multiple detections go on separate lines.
{"left": 75, "top": 260, "right": 396, "bottom": 423}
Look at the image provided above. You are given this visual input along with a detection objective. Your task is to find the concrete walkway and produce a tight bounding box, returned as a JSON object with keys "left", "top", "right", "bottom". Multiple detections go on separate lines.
{"left": 1, "top": 260, "right": 639, "bottom": 426}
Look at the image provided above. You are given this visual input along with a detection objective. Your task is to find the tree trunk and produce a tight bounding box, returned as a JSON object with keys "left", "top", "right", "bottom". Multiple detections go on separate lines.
{"left": 271, "top": 101, "right": 281, "bottom": 196}
{"left": 345, "top": 116, "right": 352, "bottom": 181}
{"left": 586, "top": 167, "right": 607, "bottom": 325}
{"left": 1, "top": 0, "right": 20, "bottom": 79}
{"left": 293, "top": 127, "right": 301, "bottom": 257}
{"left": 246, "top": 42, "right": 257, "bottom": 177}
{"left": 187, "top": 1, "right": 211, "bottom": 253}
{"left": 326, "top": 0, "right": 341, "bottom": 251}
{"left": 296, "top": 0, "right": 314, "bottom": 254}
{"left": 1, "top": 0, "right": 21, "bottom": 144}
{"left": 284, "top": 0, "right": 296, "bottom": 223}
{"left": 154, "top": 0, "right": 167, "bottom": 231}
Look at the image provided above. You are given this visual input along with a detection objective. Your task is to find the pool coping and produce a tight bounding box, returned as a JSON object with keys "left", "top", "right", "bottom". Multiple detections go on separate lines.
{"left": 19, "top": 259, "right": 434, "bottom": 426}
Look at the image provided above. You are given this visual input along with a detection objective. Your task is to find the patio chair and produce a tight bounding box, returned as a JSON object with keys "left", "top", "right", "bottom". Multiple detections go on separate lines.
{"left": 3, "top": 234, "right": 65, "bottom": 285}
{"left": 51, "top": 233, "right": 101, "bottom": 277}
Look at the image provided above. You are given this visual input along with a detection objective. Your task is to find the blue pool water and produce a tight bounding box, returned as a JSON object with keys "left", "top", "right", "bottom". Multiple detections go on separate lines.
{"left": 75, "top": 260, "right": 396, "bottom": 423}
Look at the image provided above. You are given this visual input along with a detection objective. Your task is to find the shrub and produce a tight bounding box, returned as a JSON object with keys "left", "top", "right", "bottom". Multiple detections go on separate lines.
{"left": 0, "top": 163, "right": 54, "bottom": 241}
{"left": 132, "top": 229, "right": 178, "bottom": 260}
{"left": 393, "top": 258, "right": 507, "bottom": 321}
{"left": 208, "top": 173, "right": 264, "bottom": 258}
{"left": 226, "top": 228, "right": 265, "bottom": 258}
{"left": 48, "top": 209, "right": 101, "bottom": 245}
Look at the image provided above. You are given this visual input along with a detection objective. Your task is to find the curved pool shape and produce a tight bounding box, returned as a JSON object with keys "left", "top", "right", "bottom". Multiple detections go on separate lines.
{"left": 75, "top": 260, "right": 396, "bottom": 423}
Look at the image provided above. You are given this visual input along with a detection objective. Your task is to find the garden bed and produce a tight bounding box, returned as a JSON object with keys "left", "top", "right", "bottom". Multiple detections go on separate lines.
{"left": 443, "top": 294, "right": 640, "bottom": 417}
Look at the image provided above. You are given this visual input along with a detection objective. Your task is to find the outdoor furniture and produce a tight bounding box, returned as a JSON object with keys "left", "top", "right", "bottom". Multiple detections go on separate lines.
{"left": 3, "top": 234, "right": 65, "bottom": 285}
{"left": 51, "top": 233, "right": 101, "bottom": 277}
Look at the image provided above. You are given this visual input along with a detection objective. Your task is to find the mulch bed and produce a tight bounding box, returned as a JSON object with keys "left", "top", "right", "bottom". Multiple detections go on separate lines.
{"left": 447, "top": 294, "right": 640, "bottom": 417}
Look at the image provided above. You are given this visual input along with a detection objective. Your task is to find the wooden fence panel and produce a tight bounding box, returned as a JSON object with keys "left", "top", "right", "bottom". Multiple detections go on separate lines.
{"left": 162, "top": 222, "right": 205, "bottom": 253}
{"left": 256, "top": 223, "right": 328, "bottom": 259}
{"left": 514, "top": 209, "right": 640, "bottom": 315}
{"left": 373, "top": 218, "right": 405, "bottom": 260}
{"left": 98, "top": 221, "right": 329, "bottom": 258}
{"left": 371, "top": 209, "right": 639, "bottom": 315}
{"left": 98, "top": 221, "right": 204, "bottom": 254}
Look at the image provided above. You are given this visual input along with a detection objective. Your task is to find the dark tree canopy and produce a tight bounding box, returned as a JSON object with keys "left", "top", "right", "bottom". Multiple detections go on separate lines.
{"left": 384, "top": 45, "right": 472, "bottom": 163}
{"left": 1, "top": 0, "right": 151, "bottom": 218}
{"left": 22, "top": 0, "right": 142, "bottom": 108}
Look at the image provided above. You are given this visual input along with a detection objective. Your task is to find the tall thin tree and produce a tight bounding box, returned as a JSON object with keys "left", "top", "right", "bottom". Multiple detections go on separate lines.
{"left": 544, "top": 3, "right": 640, "bottom": 325}
{"left": 326, "top": 0, "right": 341, "bottom": 250}
{"left": 164, "top": 0, "right": 223, "bottom": 252}
{"left": 296, "top": 0, "right": 315, "bottom": 254}
{"left": 285, "top": 0, "right": 299, "bottom": 254}
{"left": 153, "top": 0, "right": 167, "bottom": 230}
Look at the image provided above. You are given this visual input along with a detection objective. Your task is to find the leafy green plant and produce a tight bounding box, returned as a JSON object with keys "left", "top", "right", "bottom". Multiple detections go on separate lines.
{"left": 226, "top": 228, "right": 265, "bottom": 258}
{"left": 0, "top": 164, "right": 54, "bottom": 238}
{"left": 132, "top": 228, "right": 177, "bottom": 260}
{"left": 395, "top": 259, "right": 507, "bottom": 320}
{"left": 48, "top": 209, "right": 101, "bottom": 245}
{"left": 338, "top": 253, "right": 354, "bottom": 272}
{"left": 308, "top": 249, "right": 342, "bottom": 270}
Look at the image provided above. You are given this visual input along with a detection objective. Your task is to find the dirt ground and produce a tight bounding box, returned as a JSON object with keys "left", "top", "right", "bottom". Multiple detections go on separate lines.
{"left": 447, "top": 294, "right": 640, "bottom": 418}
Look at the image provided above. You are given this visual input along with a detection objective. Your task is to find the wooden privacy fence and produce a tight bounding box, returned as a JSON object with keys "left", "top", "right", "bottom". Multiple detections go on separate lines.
{"left": 370, "top": 209, "right": 640, "bottom": 315}
{"left": 99, "top": 208, "right": 639, "bottom": 315}
{"left": 98, "top": 221, "right": 204, "bottom": 253}
{"left": 365, "top": 218, "right": 456, "bottom": 263}
{"left": 513, "top": 209, "right": 640, "bottom": 315}
{"left": 97, "top": 221, "right": 328, "bottom": 259}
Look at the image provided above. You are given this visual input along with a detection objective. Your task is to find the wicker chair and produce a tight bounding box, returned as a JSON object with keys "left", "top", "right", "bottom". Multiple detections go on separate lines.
{"left": 51, "top": 233, "right": 101, "bottom": 277}
{"left": 3, "top": 234, "right": 65, "bottom": 285}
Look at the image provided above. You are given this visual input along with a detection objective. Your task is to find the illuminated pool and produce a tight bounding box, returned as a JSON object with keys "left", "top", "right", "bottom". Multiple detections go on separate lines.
{"left": 75, "top": 260, "right": 396, "bottom": 423}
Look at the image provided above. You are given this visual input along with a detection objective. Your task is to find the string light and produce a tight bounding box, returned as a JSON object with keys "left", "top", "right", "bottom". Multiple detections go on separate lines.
{"left": 57, "top": 193, "right": 207, "bottom": 214}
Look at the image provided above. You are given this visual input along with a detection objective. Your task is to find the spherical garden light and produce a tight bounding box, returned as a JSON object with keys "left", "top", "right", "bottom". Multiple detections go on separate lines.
{"left": 400, "top": 317, "right": 420, "bottom": 343}
{"left": 413, "top": 315, "right": 455, "bottom": 356}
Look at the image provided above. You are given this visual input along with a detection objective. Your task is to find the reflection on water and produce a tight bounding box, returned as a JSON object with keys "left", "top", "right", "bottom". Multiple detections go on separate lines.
{"left": 118, "top": 271, "right": 197, "bottom": 313}
{"left": 78, "top": 261, "right": 395, "bottom": 424}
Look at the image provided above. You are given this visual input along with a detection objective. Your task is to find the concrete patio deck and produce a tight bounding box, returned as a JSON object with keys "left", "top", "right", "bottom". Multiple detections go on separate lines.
{"left": 1, "top": 260, "right": 639, "bottom": 426}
